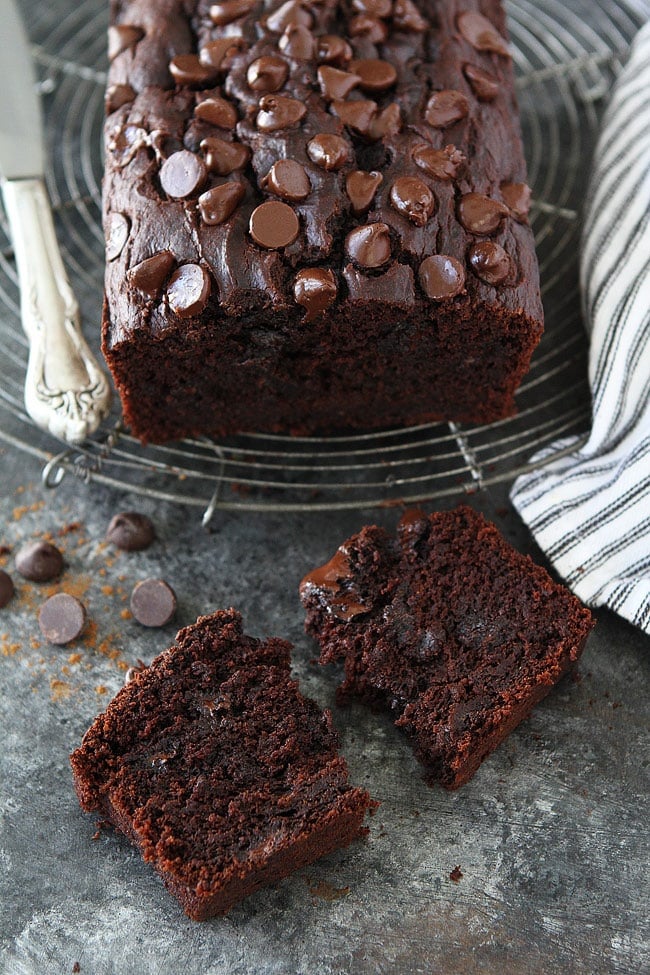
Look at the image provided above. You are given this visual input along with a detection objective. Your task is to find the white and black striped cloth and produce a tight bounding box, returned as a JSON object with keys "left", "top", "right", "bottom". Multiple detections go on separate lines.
{"left": 511, "top": 22, "right": 650, "bottom": 634}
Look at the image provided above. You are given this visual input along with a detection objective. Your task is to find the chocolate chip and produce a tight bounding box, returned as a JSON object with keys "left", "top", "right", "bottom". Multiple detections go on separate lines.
{"left": 195, "top": 96, "right": 238, "bottom": 129}
{"left": 500, "top": 182, "right": 531, "bottom": 221}
{"left": 413, "top": 143, "right": 465, "bottom": 180}
{"left": 390, "top": 176, "right": 435, "bottom": 226}
{"left": 247, "top": 56, "right": 289, "bottom": 92}
{"left": 199, "top": 181, "right": 246, "bottom": 224}
{"left": 293, "top": 268, "right": 338, "bottom": 321}
{"left": 317, "top": 65, "right": 361, "bottom": 100}
{"left": 108, "top": 24, "right": 144, "bottom": 62}
{"left": 198, "top": 38, "right": 242, "bottom": 71}
{"left": 352, "top": 0, "right": 392, "bottom": 15}
{"left": 307, "top": 133, "right": 352, "bottom": 171}
{"left": 348, "top": 15, "right": 388, "bottom": 44}
{"left": 457, "top": 11, "right": 511, "bottom": 58}
{"left": 124, "top": 659, "right": 147, "bottom": 684}
{"left": 166, "top": 264, "right": 212, "bottom": 317}
{"left": 458, "top": 192, "right": 509, "bottom": 234}
{"left": 105, "top": 212, "right": 130, "bottom": 261}
{"left": 331, "top": 99, "right": 378, "bottom": 136}
{"left": 350, "top": 59, "right": 397, "bottom": 93}
{"left": 279, "top": 24, "right": 316, "bottom": 60}
{"left": 266, "top": 0, "right": 313, "bottom": 32}
{"left": 419, "top": 255, "right": 466, "bottom": 300}
{"left": 425, "top": 90, "right": 470, "bottom": 128}
{"left": 345, "top": 223, "right": 392, "bottom": 268}
{"left": 463, "top": 63, "right": 500, "bottom": 101}
{"left": 369, "top": 103, "right": 402, "bottom": 140}
{"left": 105, "top": 83, "right": 136, "bottom": 114}
{"left": 169, "top": 54, "right": 219, "bottom": 88}
{"left": 130, "top": 579, "right": 177, "bottom": 628}
{"left": 317, "top": 35, "right": 353, "bottom": 66}
{"left": 209, "top": 0, "right": 254, "bottom": 25}
{"left": 469, "top": 241, "right": 511, "bottom": 284}
{"left": 15, "top": 540, "right": 64, "bottom": 582}
{"left": 261, "top": 159, "right": 311, "bottom": 201}
{"left": 256, "top": 94, "right": 306, "bottom": 131}
{"left": 249, "top": 200, "right": 300, "bottom": 249}
{"left": 105, "top": 511, "right": 155, "bottom": 551}
{"left": 38, "top": 593, "right": 86, "bottom": 645}
{"left": 159, "top": 149, "right": 208, "bottom": 199}
{"left": 0, "top": 569, "right": 14, "bottom": 608}
{"left": 200, "top": 136, "right": 250, "bottom": 174}
{"left": 392, "top": 0, "right": 427, "bottom": 31}
{"left": 346, "top": 170, "right": 383, "bottom": 213}
{"left": 128, "top": 251, "right": 176, "bottom": 299}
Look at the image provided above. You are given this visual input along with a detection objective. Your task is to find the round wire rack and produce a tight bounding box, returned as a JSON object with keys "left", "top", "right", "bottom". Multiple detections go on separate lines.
{"left": 1, "top": 0, "right": 648, "bottom": 519}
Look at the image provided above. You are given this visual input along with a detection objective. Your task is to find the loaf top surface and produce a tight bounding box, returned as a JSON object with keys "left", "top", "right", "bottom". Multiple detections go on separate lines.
{"left": 103, "top": 0, "right": 542, "bottom": 343}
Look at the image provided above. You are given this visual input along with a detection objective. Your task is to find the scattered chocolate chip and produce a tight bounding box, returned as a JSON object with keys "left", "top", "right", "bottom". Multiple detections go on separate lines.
{"left": 369, "top": 103, "right": 402, "bottom": 140}
{"left": 349, "top": 14, "right": 389, "bottom": 43}
{"left": 105, "top": 212, "right": 130, "bottom": 261}
{"left": 249, "top": 200, "right": 300, "bottom": 249}
{"left": 209, "top": 0, "right": 254, "bottom": 25}
{"left": 261, "top": 159, "right": 311, "bottom": 201}
{"left": 317, "top": 35, "right": 353, "bottom": 66}
{"left": 105, "top": 83, "right": 136, "bottom": 113}
{"left": 198, "top": 38, "right": 242, "bottom": 71}
{"left": 458, "top": 192, "right": 509, "bottom": 234}
{"left": 425, "top": 90, "right": 470, "bottom": 128}
{"left": 501, "top": 181, "right": 532, "bottom": 221}
{"left": 457, "top": 11, "right": 511, "bottom": 58}
{"left": 166, "top": 264, "right": 212, "bottom": 317}
{"left": 413, "top": 143, "right": 465, "bottom": 180}
{"left": 317, "top": 65, "right": 361, "bottom": 100}
{"left": 198, "top": 181, "right": 246, "bottom": 224}
{"left": 159, "top": 149, "right": 208, "bottom": 199}
{"left": 331, "top": 98, "right": 378, "bottom": 136}
{"left": 279, "top": 24, "right": 316, "bottom": 60}
{"left": 266, "top": 0, "right": 312, "bottom": 32}
{"left": 392, "top": 0, "right": 427, "bottom": 31}
{"left": 350, "top": 59, "right": 397, "bottom": 93}
{"left": 345, "top": 223, "right": 392, "bottom": 268}
{"left": 256, "top": 94, "right": 306, "bottom": 131}
{"left": 200, "top": 136, "right": 250, "bottom": 174}
{"left": 15, "top": 540, "right": 64, "bottom": 582}
{"left": 108, "top": 24, "right": 144, "bottom": 62}
{"left": 469, "top": 240, "right": 511, "bottom": 284}
{"left": 0, "top": 569, "right": 14, "bottom": 608}
{"left": 247, "top": 56, "right": 289, "bottom": 92}
{"left": 463, "top": 63, "right": 500, "bottom": 101}
{"left": 128, "top": 251, "right": 176, "bottom": 299}
{"left": 390, "top": 176, "right": 435, "bottom": 226}
{"left": 346, "top": 170, "right": 383, "bottom": 213}
{"left": 419, "top": 254, "right": 466, "bottom": 300}
{"left": 352, "top": 0, "right": 392, "bottom": 15}
{"left": 105, "top": 511, "right": 155, "bottom": 551}
{"left": 38, "top": 593, "right": 86, "bottom": 645}
{"left": 195, "top": 96, "right": 238, "bottom": 129}
{"left": 293, "top": 268, "right": 338, "bottom": 321}
{"left": 169, "top": 54, "right": 219, "bottom": 88}
{"left": 130, "top": 579, "right": 177, "bottom": 628}
{"left": 307, "top": 133, "right": 351, "bottom": 171}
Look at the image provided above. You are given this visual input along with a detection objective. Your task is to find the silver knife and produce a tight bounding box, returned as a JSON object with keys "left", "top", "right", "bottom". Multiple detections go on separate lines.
{"left": 0, "top": 0, "right": 111, "bottom": 444}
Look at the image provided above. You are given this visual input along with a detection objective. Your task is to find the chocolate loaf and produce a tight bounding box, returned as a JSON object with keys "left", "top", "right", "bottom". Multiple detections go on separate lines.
{"left": 103, "top": 0, "right": 543, "bottom": 442}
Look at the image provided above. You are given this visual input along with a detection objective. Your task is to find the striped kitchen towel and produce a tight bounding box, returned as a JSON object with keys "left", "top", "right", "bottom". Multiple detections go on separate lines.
{"left": 510, "top": 22, "right": 650, "bottom": 634}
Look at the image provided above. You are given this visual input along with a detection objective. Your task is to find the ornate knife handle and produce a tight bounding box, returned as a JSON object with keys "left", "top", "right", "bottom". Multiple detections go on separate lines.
{"left": 2, "top": 177, "right": 111, "bottom": 443}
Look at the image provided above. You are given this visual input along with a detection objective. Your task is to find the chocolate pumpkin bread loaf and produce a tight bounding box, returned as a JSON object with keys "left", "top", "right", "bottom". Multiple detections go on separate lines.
{"left": 70, "top": 610, "right": 373, "bottom": 919}
{"left": 103, "top": 0, "right": 542, "bottom": 441}
{"left": 300, "top": 507, "right": 594, "bottom": 789}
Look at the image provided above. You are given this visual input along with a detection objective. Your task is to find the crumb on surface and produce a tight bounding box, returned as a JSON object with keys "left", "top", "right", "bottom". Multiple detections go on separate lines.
{"left": 449, "top": 865, "right": 463, "bottom": 882}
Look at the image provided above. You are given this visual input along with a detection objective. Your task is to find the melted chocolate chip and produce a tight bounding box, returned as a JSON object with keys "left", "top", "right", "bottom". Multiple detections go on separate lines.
{"left": 198, "top": 181, "right": 246, "bottom": 224}
{"left": 318, "top": 65, "right": 361, "bottom": 101}
{"left": 500, "top": 182, "right": 531, "bottom": 221}
{"left": 200, "top": 136, "right": 250, "bottom": 174}
{"left": 130, "top": 578, "right": 177, "bottom": 627}
{"left": 249, "top": 200, "right": 300, "bottom": 249}
{"left": 279, "top": 24, "right": 316, "bottom": 60}
{"left": 247, "top": 56, "right": 289, "bottom": 92}
{"left": 350, "top": 59, "right": 397, "bottom": 93}
{"left": 105, "top": 212, "right": 130, "bottom": 261}
{"left": 15, "top": 540, "right": 64, "bottom": 582}
{"left": 463, "top": 63, "right": 500, "bottom": 101}
{"left": 392, "top": 0, "right": 427, "bottom": 31}
{"left": 307, "top": 133, "right": 351, "bottom": 171}
{"left": 469, "top": 241, "right": 511, "bottom": 284}
{"left": 159, "top": 149, "right": 208, "bottom": 199}
{"left": 108, "top": 24, "right": 144, "bottom": 62}
{"left": 169, "top": 54, "right": 219, "bottom": 88}
{"left": 261, "top": 159, "right": 311, "bottom": 201}
{"left": 106, "top": 511, "right": 155, "bottom": 551}
{"left": 390, "top": 176, "right": 435, "bottom": 226}
{"left": 345, "top": 170, "right": 383, "bottom": 214}
{"left": 412, "top": 143, "right": 465, "bottom": 180}
{"left": 195, "top": 96, "right": 238, "bottom": 129}
{"left": 256, "top": 94, "right": 306, "bottom": 131}
{"left": 0, "top": 569, "right": 15, "bottom": 608}
{"left": 105, "top": 83, "right": 136, "bottom": 114}
{"left": 369, "top": 103, "right": 402, "bottom": 140}
{"left": 198, "top": 38, "right": 242, "bottom": 71}
{"left": 317, "top": 35, "right": 353, "bottom": 66}
{"left": 457, "top": 11, "right": 511, "bottom": 58}
{"left": 266, "top": 0, "right": 313, "bottom": 32}
{"left": 349, "top": 14, "right": 389, "bottom": 43}
{"left": 209, "top": 0, "right": 254, "bottom": 25}
{"left": 39, "top": 593, "right": 86, "bottom": 645}
{"left": 351, "top": 0, "right": 392, "bottom": 15}
{"left": 299, "top": 547, "right": 368, "bottom": 621}
{"left": 425, "top": 90, "right": 470, "bottom": 128}
{"left": 331, "top": 99, "right": 378, "bottom": 136}
{"left": 458, "top": 192, "right": 509, "bottom": 234}
{"left": 345, "top": 223, "right": 392, "bottom": 268}
{"left": 293, "top": 268, "right": 338, "bottom": 321}
{"left": 419, "top": 255, "right": 466, "bottom": 300}
{"left": 166, "top": 264, "right": 212, "bottom": 317}
{"left": 128, "top": 252, "right": 176, "bottom": 299}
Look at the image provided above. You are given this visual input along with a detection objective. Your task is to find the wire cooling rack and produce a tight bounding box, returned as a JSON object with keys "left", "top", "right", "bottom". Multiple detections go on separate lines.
{"left": 1, "top": 0, "right": 648, "bottom": 519}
